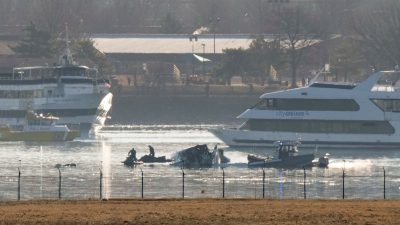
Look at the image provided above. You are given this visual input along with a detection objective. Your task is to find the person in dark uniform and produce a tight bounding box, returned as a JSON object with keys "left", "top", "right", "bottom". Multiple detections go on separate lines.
{"left": 128, "top": 147, "right": 137, "bottom": 161}
{"left": 148, "top": 145, "right": 155, "bottom": 157}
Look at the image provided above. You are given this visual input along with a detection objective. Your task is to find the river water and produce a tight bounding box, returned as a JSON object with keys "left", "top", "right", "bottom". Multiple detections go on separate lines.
{"left": 0, "top": 125, "right": 400, "bottom": 200}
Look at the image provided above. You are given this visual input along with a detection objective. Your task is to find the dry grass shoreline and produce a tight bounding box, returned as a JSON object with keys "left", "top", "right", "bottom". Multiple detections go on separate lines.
{"left": 0, "top": 199, "right": 399, "bottom": 225}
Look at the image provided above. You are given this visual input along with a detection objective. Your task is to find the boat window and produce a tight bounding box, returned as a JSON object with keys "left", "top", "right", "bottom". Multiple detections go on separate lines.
{"left": 0, "top": 110, "right": 26, "bottom": 118}
{"left": 310, "top": 83, "right": 356, "bottom": 89}
{"left": 28, "top": 119, "right": 51, "bottom": 126}
{"left": 252, "top": 99, "right": 277, "bottom": 109}
{"left": 240, "top": 119, "right": 395, "bottom": 134}
{"left": 372, "top": 72, "right": 400, "bottom": 92}
{"left": 253, "top": 100, "right": 264, "bottom": 109}
{"left": 35, "top": 108, "right": 98, "bottom": 117}
{"left": 0, "top": 90, "right": 39, "bottom": 99}
{"left": 371, "top": 99, "right": 400, "bottom": 112}
{"left": 54, "top": 67, "right": 87, "bottom": 77}
{"left": 253, "top": 99, "right": 359, "bottom": 111}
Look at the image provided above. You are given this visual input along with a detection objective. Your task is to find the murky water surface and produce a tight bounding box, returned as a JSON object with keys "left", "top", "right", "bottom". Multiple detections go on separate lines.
{"left": 0, "top": 125, "right": 399, "bottom": 200}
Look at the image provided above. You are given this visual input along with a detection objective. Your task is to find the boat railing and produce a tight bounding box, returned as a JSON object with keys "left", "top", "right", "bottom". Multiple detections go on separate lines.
{"left": 273, "top": 140, "right": 301, "bottom": 146}
{"left": 371, "top": 85, "right": 397, "bottom": 92}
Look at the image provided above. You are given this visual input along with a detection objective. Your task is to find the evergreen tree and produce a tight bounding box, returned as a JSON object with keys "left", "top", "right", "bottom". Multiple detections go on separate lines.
{"left": 217, "top": 48, "right": 247, "bottom": 85}
{"left": 74, "top": 39, "right": 112, "bottom": 75}
{"left": 10, "top": 22, "right": 56, "bottom": 57}
{"left": 217, "top": 36, "right": 280, "bottom": 85}
{"left": 247, "top": 35, "right": 281, "bottom": 78}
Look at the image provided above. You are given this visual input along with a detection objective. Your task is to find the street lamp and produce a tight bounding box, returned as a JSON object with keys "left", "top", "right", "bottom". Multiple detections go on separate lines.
{"left": 188, "top": 34, "right": 198, "bottom": 85}
{"left": 210, "top": 17, "right": 220, "bottom": 57}
{"left": 210, "top": 17, "right": 221, "bottom": 75}
{"left": 201, "top": 43, "right": 206, "bottom": 77}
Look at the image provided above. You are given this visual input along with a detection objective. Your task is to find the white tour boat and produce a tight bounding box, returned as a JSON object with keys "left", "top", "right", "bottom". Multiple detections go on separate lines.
{"left": 211, "top": 71, "right": 400, "bottom": 148}
{"left": 0, "top": 41, "right": 112, "bottom": 138}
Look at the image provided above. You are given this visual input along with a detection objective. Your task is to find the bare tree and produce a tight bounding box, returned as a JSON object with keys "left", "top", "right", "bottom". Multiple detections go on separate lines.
{"left": 4, "top": 0, "right": 36, "bottom": 26}
{"left": 31, "top": 0, "right": 99, "bottom": 38}
{"left": 353, "top": 0, "right": 400, "bottom": 69}
{"left": 280, "top": 6, "right": 324, "bottom": 87}
{"left": 33, "top": 0, "right": 68, "bottom": 36}
{"left": 1, "top": 0, "right": 380, "bottom": 43}
{"left": 108, "top": 0, "right": 148, "bottom": 32}
{"left": 331, "top": 37, "right": 364, "bottom": 82}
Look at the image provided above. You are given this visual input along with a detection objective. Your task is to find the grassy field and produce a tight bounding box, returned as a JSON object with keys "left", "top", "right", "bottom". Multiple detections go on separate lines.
{"left": 0, "top": 199, "right": 399, "bottom": 225}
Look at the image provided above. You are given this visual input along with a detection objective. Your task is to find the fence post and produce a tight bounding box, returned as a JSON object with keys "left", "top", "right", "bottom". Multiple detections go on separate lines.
{"left": 262, "top": 169, "right": 265, "bottom": 199}
{"left": 303, "top": 167, "right": 307, "bottom": 199}
{"left": 140, "top": 168, "right": 144, "bottom": 199}
{"left": 99, "top": 169, "right": 103, "bottom": 200}
{"left": 17, "top": 168, "right": 21, "bottom": 201}
{"left": 222, "top": 169, "right": 225, "bottom": 199}
{"left": 182, "top": 168, "right": 185, "bottom": 199}
{"left": 58, "top": 168, "right": 62, "bottom": 199}
{"left": 342, "top": 169, "right": 345, "bottom": 200}
{"left": 383, "top": 167, "right": 386, "bottom": 200}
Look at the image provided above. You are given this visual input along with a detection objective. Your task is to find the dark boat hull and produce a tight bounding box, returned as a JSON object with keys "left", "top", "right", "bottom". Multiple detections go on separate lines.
{"left": 248, "top": 154, "right": 315, "bottom": 168}
{"left": 123, "top": 154, "right": 171, "bottom": 167}
{"left": 138, "top": 155, "right": 172, "bottom": 163}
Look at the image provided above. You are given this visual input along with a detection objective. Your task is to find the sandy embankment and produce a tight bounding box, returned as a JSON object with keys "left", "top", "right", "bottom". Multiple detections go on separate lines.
{"left": 0, "top": 199, "right": 399, "bottom": 225}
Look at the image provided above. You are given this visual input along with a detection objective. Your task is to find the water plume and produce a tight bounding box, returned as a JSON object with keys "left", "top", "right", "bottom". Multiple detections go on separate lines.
{"left": 192, "top": 26, "right": 209, "bottom": 35}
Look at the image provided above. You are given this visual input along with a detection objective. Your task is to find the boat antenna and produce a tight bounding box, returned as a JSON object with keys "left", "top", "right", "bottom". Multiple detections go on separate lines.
{"left": 308, "top": 67, "right": 324, "bottom": 86}
{"left": 58, "top": 23, "right": 76, "bottom": 66}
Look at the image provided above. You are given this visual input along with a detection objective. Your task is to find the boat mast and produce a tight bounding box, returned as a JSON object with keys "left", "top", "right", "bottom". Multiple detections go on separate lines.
{"left": 58, "top": 24, "right": 76, "bottom": 66}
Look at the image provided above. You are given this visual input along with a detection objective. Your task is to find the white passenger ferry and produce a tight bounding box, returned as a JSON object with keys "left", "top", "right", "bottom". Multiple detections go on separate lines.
{"left": 211, "top": 71, "right": 400, "bottom": 148}
{"left": 0, "top": 43, "right": 112, "bottom": 138}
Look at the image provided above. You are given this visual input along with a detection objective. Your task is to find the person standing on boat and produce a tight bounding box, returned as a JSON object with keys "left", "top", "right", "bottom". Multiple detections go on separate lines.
{"left": 148, "top": 145, "right": 155, "bottom": 157}
{"left": 128, "top": 147, "right": 137, "bottom": 161}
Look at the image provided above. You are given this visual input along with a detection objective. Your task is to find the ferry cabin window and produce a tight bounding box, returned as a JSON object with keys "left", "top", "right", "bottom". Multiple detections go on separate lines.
{"left": 240, "top": 119, "right": 395, "bottom": 134}
{"left": 372, "top": 99, "right": 400, "bottom": 112}
{"left": 0, "top": 110, "right": 25, "bottom": 118}
{"left": 54, "top": 67, "right": 86, "bottom": 77}
{"left": 0, "top": 90, "right": 40, "bottom": 98}
{"left": 253, "top": 99, "right": 359, "bottom": 111}
{"left": 253, "top": 99, "right": 277, "bottom": 109}
{"left": 28, "top": 119, "right": 52, "bottom": 126}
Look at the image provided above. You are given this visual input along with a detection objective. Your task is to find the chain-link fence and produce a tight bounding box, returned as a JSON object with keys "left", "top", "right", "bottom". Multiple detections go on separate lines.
{"left": 0, "top": 167, "right": 399, "bottom": 201}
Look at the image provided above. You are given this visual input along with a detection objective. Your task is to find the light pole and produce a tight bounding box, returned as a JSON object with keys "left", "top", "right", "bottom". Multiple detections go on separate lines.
{"left": 189, "top": 34, "right": 198, "bottom": 85}
{"left": 202, "top": 43, "right": 206, "bottom": 77}
{"left": 211, "top": 17, "right": 221, "bottom": 58}
{"left": 210, "top": 17, "right": 220, "bottom": 75}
